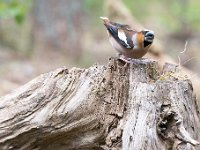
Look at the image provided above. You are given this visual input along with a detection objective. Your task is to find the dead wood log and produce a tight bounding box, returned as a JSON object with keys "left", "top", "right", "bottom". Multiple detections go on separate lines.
{"left": 0, "top": 58, "right": 199, "bottom": 150}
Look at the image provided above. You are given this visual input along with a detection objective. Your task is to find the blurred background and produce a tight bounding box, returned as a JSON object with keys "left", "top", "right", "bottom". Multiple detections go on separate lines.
{"left": 0, "top": 0, "right": 200, "bottom": 97}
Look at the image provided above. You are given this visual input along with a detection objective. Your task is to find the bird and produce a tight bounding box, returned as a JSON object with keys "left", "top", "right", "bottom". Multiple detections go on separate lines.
{"left": 100, "top": 17, "right": 154, "bottom": 63}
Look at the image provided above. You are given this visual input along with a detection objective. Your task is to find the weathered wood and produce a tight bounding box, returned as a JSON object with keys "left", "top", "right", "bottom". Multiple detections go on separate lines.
{"left": 0, "top": 58, "right": 199, "bottom": 150}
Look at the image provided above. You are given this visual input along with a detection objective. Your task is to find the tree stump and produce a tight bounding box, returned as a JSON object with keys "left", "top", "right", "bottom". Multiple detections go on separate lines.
{"left": 0, "top": 58, "right": 199, "bottom": 150}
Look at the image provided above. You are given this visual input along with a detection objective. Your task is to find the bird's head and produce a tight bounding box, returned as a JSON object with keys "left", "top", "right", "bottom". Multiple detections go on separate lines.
{"left": 142, "top": 29, "right": 154, "bottom": 47}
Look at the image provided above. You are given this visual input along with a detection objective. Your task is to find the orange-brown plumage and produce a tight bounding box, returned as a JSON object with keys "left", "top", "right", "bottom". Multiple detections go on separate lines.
{"left": 100, "top": 17, "right": 154, "bottom": 60}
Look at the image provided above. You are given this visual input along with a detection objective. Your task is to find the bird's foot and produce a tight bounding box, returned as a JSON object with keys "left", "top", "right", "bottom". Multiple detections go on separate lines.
{"left": 113, "top": 55, "right": 150, "bottom": 66}
{"left": 109, "top": 56, "right": 131, "bottom": 67}
{"left": 117, "top": 57, "right": 132, "bottom": 64}
{"left": 118, "top": 57, "right": 150, "bottom": 66}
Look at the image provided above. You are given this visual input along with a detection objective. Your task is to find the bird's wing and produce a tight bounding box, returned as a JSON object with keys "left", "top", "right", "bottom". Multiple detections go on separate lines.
{"left": 106, "top": 22, "right": 136, "bottom": 49}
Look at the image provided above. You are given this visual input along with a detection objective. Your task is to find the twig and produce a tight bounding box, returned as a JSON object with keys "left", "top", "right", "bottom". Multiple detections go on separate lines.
{"left": 180, "top": 41, "right": 188, "bottom": 54}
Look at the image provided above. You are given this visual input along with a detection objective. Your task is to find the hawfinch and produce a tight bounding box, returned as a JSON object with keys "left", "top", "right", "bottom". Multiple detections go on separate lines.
{"left": 100, "top": 17, "right": 154, "bottom": 61}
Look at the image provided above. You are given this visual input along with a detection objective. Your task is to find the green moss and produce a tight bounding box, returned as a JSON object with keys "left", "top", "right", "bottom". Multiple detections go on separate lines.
{"left": 0, "top": 0, "right": 32, "bottom": 24}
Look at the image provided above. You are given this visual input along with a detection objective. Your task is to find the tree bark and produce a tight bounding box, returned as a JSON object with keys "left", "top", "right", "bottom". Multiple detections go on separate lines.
{"left": 0, "top": 58, "right": 199, "bottom": 150}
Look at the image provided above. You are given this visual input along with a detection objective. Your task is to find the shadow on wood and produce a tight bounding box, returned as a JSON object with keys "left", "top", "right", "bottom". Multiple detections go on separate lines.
{"left": 0, "top": 58, "right": 199, "bottom": 150}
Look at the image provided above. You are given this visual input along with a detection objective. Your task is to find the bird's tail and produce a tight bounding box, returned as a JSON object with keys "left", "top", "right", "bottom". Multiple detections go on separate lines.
{"left": 100, "top": 16, "right": 110, "bottom": 26}
{"left": 100, "top": 17, "right": 119, "bottom": 43}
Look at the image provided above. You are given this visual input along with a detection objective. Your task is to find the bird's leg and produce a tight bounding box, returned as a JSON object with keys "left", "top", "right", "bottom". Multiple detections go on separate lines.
{"left": 119, "top": 57, "right": 132, "bottom": 63}
{"left": 114, "top": 54, "right": 149, "bottom": 66}
{"left": 116, "top": 55, "right": 148, "bottom": 65}
{"left": 110, "top": 53, "right": 131, "bottom": 67}
{"left": 116, "top": 53, "right": 132, "bottom": 63}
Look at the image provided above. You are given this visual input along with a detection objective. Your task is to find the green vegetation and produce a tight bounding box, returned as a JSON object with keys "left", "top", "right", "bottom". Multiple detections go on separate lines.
{"left": 123, "top": 0, "right": 200, "bottom": 31}
{"left": 1, "top": 0, "right": 199, "bottom": 31}
{"left": 85, "top": 0, "right": 103, "bottom": 13}
{"left": 0, "top": 0, "right": 32, "bottom": 24}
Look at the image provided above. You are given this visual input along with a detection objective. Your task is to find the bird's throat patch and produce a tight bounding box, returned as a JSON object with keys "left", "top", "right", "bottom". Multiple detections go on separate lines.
{"left": 144, "top": 41, "right": 152, "bottom": 47}
{"left": 137, "top": 32, "right": 144, "bottom": 48}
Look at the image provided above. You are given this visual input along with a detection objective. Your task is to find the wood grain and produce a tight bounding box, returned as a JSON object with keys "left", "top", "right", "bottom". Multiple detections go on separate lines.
{"left": 0, "top": 58, "right": 199, "bottom": 150}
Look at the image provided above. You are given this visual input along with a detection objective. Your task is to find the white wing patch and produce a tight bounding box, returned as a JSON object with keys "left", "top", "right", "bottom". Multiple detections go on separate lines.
{"left": 118, "top": 30, "right": 131, "bottom": 48}
{"left": 131, "top": 34, "right": 138, "bottom": 49}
